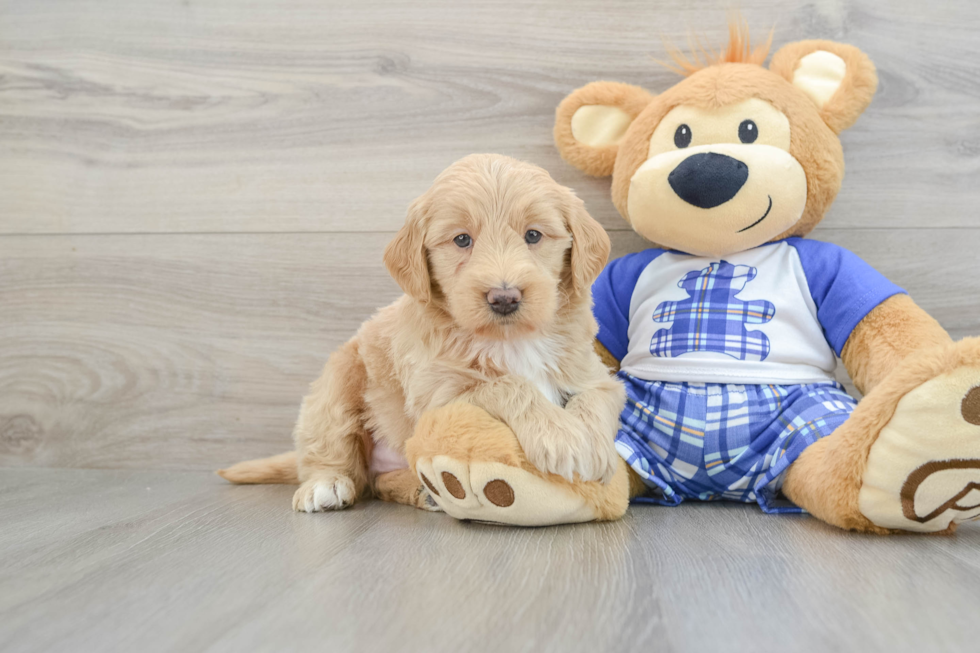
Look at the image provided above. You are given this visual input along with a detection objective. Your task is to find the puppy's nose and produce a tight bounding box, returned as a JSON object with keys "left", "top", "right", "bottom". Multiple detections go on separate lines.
{"left": 486, "top": 287, "right": 522, "bottom": 315}
{"left": 668, "top": 152, "right": 748, "bottom": 209}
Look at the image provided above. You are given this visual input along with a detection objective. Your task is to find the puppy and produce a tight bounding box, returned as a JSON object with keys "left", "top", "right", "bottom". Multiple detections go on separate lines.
{"left": 220, "top": 154, "right": 626, "bottom": 512}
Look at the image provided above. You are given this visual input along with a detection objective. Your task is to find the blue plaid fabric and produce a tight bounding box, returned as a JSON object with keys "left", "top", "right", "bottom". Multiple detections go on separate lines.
{"left": 651, "top": 260, "right": 776, "bottom": 361}
{"left": 615, "top": 372, "right": 857, "bottom": 513}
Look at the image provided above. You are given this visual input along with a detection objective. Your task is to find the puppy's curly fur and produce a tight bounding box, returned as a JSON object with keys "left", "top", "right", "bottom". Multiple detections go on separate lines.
{"left": 220, "top": 154, "right": 626, "bottom": 512}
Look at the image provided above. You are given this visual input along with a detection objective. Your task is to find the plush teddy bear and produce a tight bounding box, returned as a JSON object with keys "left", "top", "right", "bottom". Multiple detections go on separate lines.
{"left": 410, "top": 23, "right": 980, "bottom": 534}
{"left": 547, "top": 24, "right": 980, "bottom": 534}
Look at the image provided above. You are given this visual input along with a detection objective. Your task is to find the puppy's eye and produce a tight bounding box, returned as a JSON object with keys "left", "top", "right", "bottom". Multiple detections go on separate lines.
{"left": 524, "top": 230, "right": 542, "bottom": 244}
{"left": 453, "top": 234, "right": 472, "bottom": 248}
{"left": 738, "top": 120, "right": 758, "bottom": 143}
{"left": 674, "top": 124, "right": 692, "bottom": 148}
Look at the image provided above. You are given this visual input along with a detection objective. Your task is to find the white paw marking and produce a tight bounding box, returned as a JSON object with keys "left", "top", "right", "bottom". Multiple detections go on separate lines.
{"left": 294, "top": 476, "right": 356, "bottom": 513}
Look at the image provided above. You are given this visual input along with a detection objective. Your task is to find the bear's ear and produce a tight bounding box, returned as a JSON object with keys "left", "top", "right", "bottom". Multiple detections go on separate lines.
{"left": 554, "top": 81, "right": 655, "bottom": 177}
{"left": 769, "top": 40, "right": 878, "bottom": 134}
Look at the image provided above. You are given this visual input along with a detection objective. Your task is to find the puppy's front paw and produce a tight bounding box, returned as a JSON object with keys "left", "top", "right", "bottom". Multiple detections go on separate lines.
{"left": 524, "top": 427, "right": 611, "bottom": 483}
{"left": 292, "top": 475, "right": 357, "bottom": 513}
{"left": 597, "top": 440, "right": 619, "bottom": 485}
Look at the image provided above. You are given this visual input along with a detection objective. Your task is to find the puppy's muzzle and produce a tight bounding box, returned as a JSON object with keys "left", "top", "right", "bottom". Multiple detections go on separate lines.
{"left": 486, "top": 287, "right": 522, "bottom": 315}
{"left": 668, "top": 152, "right": 748, "bottom": 209}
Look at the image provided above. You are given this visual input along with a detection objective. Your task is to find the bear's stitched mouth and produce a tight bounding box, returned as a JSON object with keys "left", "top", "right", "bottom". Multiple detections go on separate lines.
{"left": 736, "top": 195, "right": 773, "bottom": 233}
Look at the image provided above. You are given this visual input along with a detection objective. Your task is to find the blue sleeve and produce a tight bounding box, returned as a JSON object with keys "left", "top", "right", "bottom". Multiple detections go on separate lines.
{"left": 788, "top": 238, "right": 906, "bottom": 356}
{"left": 591, "top": 249, "right": 665, "bottom": 361}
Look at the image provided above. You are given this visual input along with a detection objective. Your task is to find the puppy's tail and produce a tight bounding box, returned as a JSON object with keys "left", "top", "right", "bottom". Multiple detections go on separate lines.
{"left": 217, "top": 451, "right": 299, "bottom": 484}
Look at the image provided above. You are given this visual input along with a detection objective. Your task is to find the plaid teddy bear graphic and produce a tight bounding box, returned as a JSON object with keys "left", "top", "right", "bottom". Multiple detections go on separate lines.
{"left": 650, "top": 260, "right": 776, "bottom": 361}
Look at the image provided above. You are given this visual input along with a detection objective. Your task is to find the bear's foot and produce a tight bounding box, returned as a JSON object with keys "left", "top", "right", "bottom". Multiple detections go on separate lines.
{"left": 414, "top": 455, "right": 599, "bottom": 526}
{"left": 406, "top": 402, "right": 629, "bottom": 526}
{"left": 859, "top": 344, "right": 980, "bottom": 533}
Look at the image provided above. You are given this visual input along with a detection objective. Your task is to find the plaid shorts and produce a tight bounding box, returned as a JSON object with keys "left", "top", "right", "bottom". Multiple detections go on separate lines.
{"left": 615, "top": 372, "right": 857, "bottom": 514}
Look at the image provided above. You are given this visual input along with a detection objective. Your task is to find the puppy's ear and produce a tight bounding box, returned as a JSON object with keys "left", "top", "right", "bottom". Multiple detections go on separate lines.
{"left": 554, "top": 81, "right": 655, "bottom": 177}
{"left": 384, "top": 197, "right": 431, "bottom": 303}
{"left": 769, "top": 40, "right": 877, "bottom": 134}
{"left": 562, "top": 191, "right": 610, "bottom": 297}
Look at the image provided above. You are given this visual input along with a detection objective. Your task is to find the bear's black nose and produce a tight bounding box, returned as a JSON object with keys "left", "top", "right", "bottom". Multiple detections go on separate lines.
{"left": 668, "top": 152, "right": 748, "bottom": 209}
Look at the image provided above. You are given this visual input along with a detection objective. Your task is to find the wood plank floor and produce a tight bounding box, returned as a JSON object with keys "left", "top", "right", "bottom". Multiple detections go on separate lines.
{"left": 1, "top": 469, "right": 978, "bottom": 653}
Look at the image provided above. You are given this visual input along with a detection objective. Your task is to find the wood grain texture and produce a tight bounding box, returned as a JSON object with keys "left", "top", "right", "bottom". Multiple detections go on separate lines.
{"left": 0, "top": 232, "right": 401, "bottom": 469}
{"left": 2, "top": 0, "right": 979, "bottom": 470}
{"left": 1, "top": 229, "right": 977, "bottom": 470}
{"left": 2, "top": 3, "right": 980, "bottom": 651}
{"left": 2, "top": 0, "right": 980, "bottom": 234}
{"left": 0, "top": 468, "right": 977, "bottom": 653}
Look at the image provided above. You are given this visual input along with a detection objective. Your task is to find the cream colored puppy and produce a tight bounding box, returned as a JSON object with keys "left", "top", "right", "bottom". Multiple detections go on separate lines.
{"left": 220, "top": 154, "right": 625, "bottom": 513}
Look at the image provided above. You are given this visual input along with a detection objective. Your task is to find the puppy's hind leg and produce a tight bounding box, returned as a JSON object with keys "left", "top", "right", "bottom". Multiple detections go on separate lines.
{"left": 374, "top": 468, "right": 443, "bottom": 512}
{"left": 292, "top": 338, "right": 371, "bottom": 513}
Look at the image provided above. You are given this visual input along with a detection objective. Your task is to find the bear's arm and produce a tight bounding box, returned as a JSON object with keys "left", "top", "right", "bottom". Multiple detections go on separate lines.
{"left": 789, "top": 238, "right": 951, "bottom": 394}
{"left": 840, "top": 294, "right": 952, "bottom": 395}
{"left": 591, "top": 249, "right": 668, "bottom": 375}
{"left": 594, "top": 339, "right": 621, "bottom": 373}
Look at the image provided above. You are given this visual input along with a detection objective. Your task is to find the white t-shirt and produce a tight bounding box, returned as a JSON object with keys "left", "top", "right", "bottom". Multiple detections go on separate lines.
{"left": 592, "top": 238, "right": 905, "bottom": 385}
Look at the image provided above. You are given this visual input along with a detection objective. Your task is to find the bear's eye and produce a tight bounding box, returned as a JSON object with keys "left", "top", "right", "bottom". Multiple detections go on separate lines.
{"left": 738, "top": 120, "right": 758, "bottom": 144}
{"left": 453, "top": 234, "right": 472, "bottom": 248}
{"left": 674, "top": 124, "right": 692, "bottom": 148}
{"left": 524, "top": 230, "right": 542, "bottom": 244}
